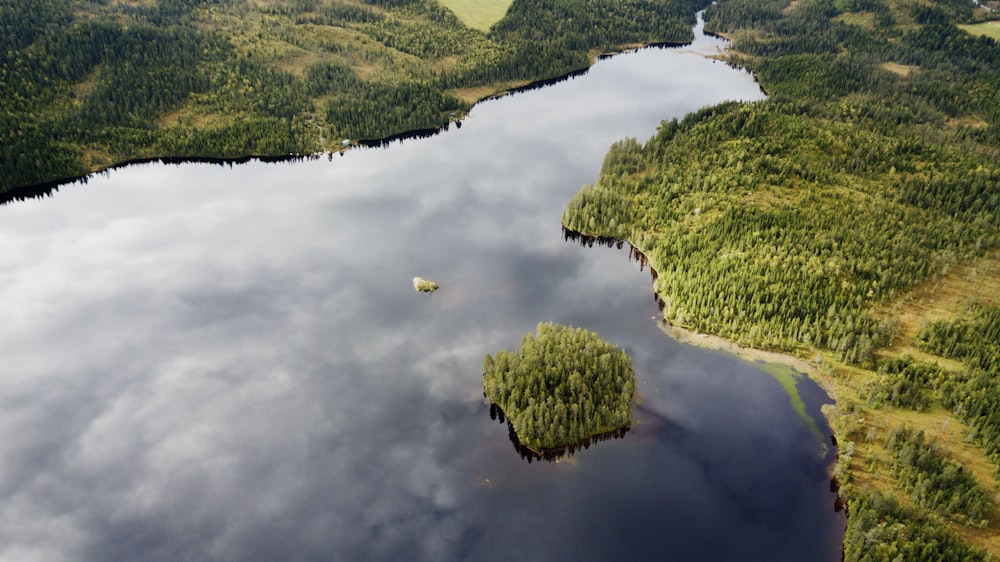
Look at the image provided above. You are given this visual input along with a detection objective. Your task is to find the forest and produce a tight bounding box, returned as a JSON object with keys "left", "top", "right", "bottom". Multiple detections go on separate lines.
{"left": 8, "top": 0, "right": 1000, "bottom": 557}
{"left": 1, "top": 0, "right": 708, "bottom": 193}
{"left": 563, "top": 0, "right": 1000, "bottom": 557}
{"left": 483, "top": 322, "right": 635, "bottom": 453}
{"left": 844, "top": 491, "right": 990, "bottom": 562}
{"left": 920, "top": 305, "right": 1000, "bottom": 480}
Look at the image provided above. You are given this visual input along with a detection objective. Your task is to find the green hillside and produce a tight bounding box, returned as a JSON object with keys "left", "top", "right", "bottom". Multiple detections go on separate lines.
{"left": 0, "top": 0, "right": 706, "bottom": 192}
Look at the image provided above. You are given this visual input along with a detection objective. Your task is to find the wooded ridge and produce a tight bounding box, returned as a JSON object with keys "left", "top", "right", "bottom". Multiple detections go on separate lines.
{"left": 1, "top": 0, "right": 708, "bottom": 193}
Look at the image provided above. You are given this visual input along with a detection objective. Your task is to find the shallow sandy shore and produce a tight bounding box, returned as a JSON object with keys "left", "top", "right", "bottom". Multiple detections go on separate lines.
{"left": 657, "top": 320, "right": 839, "bottom": 402}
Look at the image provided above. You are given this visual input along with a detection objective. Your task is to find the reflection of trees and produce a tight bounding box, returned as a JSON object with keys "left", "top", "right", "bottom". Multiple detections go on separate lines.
{"left": 563, "top": 226, "right": 665, "bottom": 312}
{"left": 488, "top": 401, "right": 630, "bottom": 463}
{"left": 0, "top": 153, "right": 321, "bottom": 206}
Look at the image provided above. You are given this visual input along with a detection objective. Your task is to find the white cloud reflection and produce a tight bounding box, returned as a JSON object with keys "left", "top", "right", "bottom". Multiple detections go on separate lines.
{"left": 0, "top": 42, "right": 844, "bottom": 562}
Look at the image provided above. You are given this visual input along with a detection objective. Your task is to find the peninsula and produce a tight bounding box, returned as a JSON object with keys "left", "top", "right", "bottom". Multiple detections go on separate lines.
{"left": 565, "top": 0, "right": 1000, "bottom": 556}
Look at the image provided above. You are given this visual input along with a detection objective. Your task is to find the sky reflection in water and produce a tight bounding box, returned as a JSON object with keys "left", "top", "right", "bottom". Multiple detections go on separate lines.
{"left": 0, "top": 37, "right": 845, "bottom": 561}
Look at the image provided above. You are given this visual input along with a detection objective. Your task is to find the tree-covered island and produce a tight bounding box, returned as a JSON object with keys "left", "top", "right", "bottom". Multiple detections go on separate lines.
{"left": 483, "top": 322, "right": 635, "bottom": 455}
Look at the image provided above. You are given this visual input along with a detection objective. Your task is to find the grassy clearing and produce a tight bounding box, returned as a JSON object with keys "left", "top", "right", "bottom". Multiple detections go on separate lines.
{"left": 436, "top": 0, "right": 514, "bottom": 31}
{"left": 835, "top": 12, "right": 876, "bottom": 29}
{"left": 782, "top": 0, "right": 801, "bottom": 14}
{"left": 878, "top": 250, "right": 1000, "bottom": 357}
{"left": 821, "top": 253, "right": 1000, "bottom": 554}
{"left": 825, "top": 359, "right": 1000, "bottom": 555}
{"left": 880, "top": 61, "right": 918, "bottom": 76}
{"left": 960, "top": 21, "right": 1000, "bottom": 40}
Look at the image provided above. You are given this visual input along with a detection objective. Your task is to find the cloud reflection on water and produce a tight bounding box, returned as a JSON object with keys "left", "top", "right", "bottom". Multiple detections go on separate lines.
{"left": 0, "top": 40, "right": 846, "bottom": 562}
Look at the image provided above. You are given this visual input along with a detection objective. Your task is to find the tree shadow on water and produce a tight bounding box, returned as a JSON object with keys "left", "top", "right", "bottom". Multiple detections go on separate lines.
{"left": 487, "top": 401, "right": 631, "bottom": 464}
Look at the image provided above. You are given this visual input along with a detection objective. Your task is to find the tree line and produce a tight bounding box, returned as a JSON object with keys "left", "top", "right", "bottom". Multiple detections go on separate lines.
{"left": 2, "top": 0, "right": 716, "bottom": 193}
{"left": 563, "top": 0, "right": 1000, "bottom": 365}
{"left": 918, "top": 304, "right": 1000, "bottom": 480}
{"left": 843, "top": 490, "right": 990, "bottom": 562}
{"left": 883, "top": 425, "right": 993, "bottom": 527}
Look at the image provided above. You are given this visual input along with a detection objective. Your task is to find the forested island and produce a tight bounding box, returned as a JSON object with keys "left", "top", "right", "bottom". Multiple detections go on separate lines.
{"left": 565, "top": 0, "right": 1000, "bottom": 557}
{"left": 1, "top": 0, "right": 706, "bottom": 193}
{"left": 483, "top": 323, "right": 635, "bottom": 457}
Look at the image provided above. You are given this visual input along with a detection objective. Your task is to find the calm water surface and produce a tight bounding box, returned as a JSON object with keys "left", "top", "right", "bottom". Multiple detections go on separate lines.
{"left": 0, "top": 25, "right": 845, "bottom": 561}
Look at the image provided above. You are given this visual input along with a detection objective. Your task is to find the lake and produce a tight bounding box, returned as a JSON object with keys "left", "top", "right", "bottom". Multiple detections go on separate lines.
{"left": 0, "top": 18, "right": 845, "bottom": 561}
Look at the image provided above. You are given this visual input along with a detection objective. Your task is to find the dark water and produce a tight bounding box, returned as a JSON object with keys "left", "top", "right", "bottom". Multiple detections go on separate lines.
{"left": 0, "top": 22, "right": 844, "bottom": 561}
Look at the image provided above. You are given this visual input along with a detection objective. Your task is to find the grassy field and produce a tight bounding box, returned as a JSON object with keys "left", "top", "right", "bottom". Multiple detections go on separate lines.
{"left": 960, "top": 20, "right": 1000, "bottom": 40}
{"left": 436, "top": 0, "right": 515, "bottom": 31}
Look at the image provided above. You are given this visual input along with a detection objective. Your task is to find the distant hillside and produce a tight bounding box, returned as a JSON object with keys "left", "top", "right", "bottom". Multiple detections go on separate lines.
{"left": 1, "top": 0, "right": 705, "bottom": 192}
{"left": 437, "top": 0, "right": 515, "bottom": 31}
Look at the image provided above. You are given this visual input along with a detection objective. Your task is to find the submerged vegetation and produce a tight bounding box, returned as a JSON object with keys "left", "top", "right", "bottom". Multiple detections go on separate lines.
{"left": 1, "top": 0, "right": 709, "bottom": 193}
{"left": 565, "top": 0, "right": 1000, "bottom": 556}
{"left": 483, "top": 322, "right": 635, "bottom": 454}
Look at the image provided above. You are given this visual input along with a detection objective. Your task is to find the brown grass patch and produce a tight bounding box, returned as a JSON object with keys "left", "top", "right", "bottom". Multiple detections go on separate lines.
{"left": 72, "top": 69, "right": 101, "bottom": 100}
{"left": 451, "top": 80, "right": 532, "bottom": 104}
{"left": 823, "top": 358, "right": 1000, "bottom": 555}
{"left": 451, "top": 86, "right": 500, "bottom": 104}
{"left": 946, "top": 115, "right": 991, "bottom": 129}
{"left": 835, "top": 12, "right": 876, "bottom": 29}
{"left": 279, "top": 52, "right": 322, "bottom": 76}
{"left": 158, "top": 107, "right": 220, "bottom": 128}
{"left": 881, "top": 62, "right": 918, "bottom": 76}
{"left": 880, "top": 249, "right": 1000, "bottom": 356}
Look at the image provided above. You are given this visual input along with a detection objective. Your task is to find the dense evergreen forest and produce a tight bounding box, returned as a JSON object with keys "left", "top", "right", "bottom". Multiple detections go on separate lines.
{"left": 1, "top": 0, "right": 707, "bottom": 192}
{"left": 565, "top": 0, "right": 999, "bottom": 364}
{"left": 564, "top": 0, "right": 1000, "bottom": 557}
{"left": 483, "top": 322, "right": 635, "bottom": 453}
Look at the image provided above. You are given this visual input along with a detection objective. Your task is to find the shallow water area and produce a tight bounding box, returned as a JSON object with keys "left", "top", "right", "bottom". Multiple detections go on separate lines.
{"left": 0, "top": 23, "right": 844, "bottom": 561}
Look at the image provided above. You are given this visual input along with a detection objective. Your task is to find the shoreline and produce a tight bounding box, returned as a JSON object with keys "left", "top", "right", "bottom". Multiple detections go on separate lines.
{"left": 1, "top": 22, "right": 707, "bottom": 205}
{"left": 659, "top": 321, "right": 839, "bottom": 403}
{"left": 562, "top": 226, "right": 838, "bottom": 399}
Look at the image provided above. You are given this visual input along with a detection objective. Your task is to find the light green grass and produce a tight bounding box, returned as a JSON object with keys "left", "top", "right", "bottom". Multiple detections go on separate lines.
{"left": 436, "top": 0, "right": 514, "bottom": 31}
{"left": 960, "top": 21, "right": 1000, "bottom": 40}
{"left": 759, "top": 362, "right": 826, "bottom": 446}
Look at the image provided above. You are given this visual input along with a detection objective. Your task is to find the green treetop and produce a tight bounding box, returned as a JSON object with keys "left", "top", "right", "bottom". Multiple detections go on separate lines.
{"left": 483, "top": 322, "right": 635, "bottom": 453}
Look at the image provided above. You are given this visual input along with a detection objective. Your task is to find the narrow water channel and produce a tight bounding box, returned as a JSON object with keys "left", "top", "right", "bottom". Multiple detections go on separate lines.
{"left": 0, "top": 19, "right": 845, "bottom": 561}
